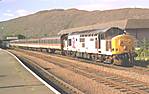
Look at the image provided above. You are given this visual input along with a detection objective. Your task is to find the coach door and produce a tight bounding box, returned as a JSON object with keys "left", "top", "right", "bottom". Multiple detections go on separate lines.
{"left": 61, "top": 34, "right": 68, "bottom": 51}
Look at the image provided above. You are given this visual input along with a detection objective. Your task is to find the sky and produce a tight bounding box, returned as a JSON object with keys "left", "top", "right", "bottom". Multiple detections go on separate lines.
{"left": 0, "top": 0, "right": 149, "bottom": 21}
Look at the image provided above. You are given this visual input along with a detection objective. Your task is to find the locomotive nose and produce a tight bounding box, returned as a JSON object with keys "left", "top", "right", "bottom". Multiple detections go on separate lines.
{"left": 111, "top": 35, "right": 135, "bottom": 55}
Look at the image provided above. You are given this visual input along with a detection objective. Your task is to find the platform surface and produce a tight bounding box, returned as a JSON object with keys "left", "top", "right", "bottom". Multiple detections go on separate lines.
{"left": 0, "top": 49, "right": 55, "bottom": 94}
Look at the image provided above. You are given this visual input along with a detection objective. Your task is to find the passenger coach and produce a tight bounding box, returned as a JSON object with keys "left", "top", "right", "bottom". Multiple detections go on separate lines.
{"left": 10, "top": 36, "right": 62, "bottom": 53}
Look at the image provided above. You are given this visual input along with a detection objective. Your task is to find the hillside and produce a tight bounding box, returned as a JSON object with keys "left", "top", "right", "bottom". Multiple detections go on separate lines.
{"left": 1, "top": 8, "right": 149, "bottom": 39}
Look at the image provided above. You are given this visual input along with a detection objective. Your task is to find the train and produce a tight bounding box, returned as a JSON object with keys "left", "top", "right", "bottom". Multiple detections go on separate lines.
{"left": 10, "top": 27, "right": 136, "bottom": 66}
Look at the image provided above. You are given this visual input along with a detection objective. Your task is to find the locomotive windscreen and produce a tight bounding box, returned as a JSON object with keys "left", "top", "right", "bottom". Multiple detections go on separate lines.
{"left": 106, "top": 28, "right": 125, "bottom": 39}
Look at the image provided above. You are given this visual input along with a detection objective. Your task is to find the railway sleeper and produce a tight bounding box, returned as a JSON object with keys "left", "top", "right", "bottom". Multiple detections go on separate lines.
{"left": 130, "top": 84, "right": 144, "bottom": 87}
{"left": 108, "top": 85, "right": 115, "bottom": 87}
{"left": 138, "top": 87, "right": 149, "bottom": 90}
{"left": 104, "top": 83, "right": 113, "bottom": 85}
{"left": 107, "top": 77, "right": 120, "bottom": 80}
{"left": 126, "top": 83, "right": 136, "bottom": 85}
{"left": 119, "top": 88, "right": 128, "bottom": 92}
{"left": 105, "top": 76, "right": 117, "bottom": 79}
{"left": 114, "top": 87, "right": 125, "bottom": 90}
{"left": 126, "top": 92, "right": 139, "bottom": 94}
{"left": 121, "top": 80, "right": 132, "bottom": 83}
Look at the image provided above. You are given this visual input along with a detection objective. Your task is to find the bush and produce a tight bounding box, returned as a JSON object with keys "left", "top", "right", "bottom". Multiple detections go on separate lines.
{"left": 136, "top": 38, "right": 149, "bottom": 61}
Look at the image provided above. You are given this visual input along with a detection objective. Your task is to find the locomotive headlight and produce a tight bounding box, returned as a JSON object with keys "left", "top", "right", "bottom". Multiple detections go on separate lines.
{"left": 123, "top": 46, "right": 127, "bottom": 50}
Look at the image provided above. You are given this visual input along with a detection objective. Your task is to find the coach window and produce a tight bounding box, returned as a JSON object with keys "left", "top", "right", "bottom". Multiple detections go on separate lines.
{"left": 57, "top": 39, "right": 59, "bottom": 44}
{"left": 51, "top": 39, "right": 53, "bottom": 44}
{"left": 53, "top": 39, "right": 55, "bottom": 44}
{"left": 57, "top": 39, "right": 60, "bottom": 44}
{"left": 58, "top": 39, "right": 60, "bottom": 44}
{"left": 68, "top": 39, "right": 71, "bottom": 46}
{"left": 48, "top": 40, "right": 50, "bottom": 44}
{"left": 54, "top": 39, "right": 56, "bottom": 44}
{"left": 56, "top": 39, "right": 58, "bottom": 44}
{"left": 49, "top": 40, "right": 51, "bottom": 44}
{"left": 46, "top": 40, "right": 48, "bottom": 43}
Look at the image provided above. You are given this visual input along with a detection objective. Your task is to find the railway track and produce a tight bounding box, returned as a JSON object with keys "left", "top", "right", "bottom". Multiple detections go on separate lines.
{"left": 13, "top": 48, "right": 149, "bottom": 76}
{"left": 14, "top": 53, "right": 85, "bottom": 94}
{"left": 44, "top": 59, "right": 149, "bottom": 94}
{"left": 9, "top": 49, "right": 149, "bottom": 94}
{"left": 49, "top": 52, "right": 149, "bottom": 76}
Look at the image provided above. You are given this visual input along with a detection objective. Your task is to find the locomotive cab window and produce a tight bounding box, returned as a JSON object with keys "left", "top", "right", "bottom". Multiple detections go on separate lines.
{"left": 106, "top": 28, "right": 124, "bottom": 38}
{"left": 100, "top": 34, "right": 105, "bottom": 39}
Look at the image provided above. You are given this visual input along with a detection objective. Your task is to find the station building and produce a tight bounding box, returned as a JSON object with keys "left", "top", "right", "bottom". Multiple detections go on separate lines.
{"left": 59, "top": 19, "right": 149, "bottom": 47}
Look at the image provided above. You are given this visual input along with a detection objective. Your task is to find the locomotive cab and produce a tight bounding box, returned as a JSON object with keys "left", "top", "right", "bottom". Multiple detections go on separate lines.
{"left": 97, "top": 27, "right": 125, "bottom": 56}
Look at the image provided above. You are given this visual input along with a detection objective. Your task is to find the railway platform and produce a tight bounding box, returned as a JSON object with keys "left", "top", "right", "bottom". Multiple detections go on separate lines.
{"left": 0, "top": 49, "right": 55, "bottom": 94}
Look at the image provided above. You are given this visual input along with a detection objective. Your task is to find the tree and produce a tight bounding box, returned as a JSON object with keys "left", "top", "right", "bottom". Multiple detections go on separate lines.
{"left": 137, "top": 38, "right": 149, "bottom": 58}
{"left": 17, "top": 34, "right": 26, "bottom": 39}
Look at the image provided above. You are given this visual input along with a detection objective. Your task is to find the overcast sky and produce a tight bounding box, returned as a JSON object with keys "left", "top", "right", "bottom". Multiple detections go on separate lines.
{"left": 0, "top": 0, "right": 149, "bottom": 21}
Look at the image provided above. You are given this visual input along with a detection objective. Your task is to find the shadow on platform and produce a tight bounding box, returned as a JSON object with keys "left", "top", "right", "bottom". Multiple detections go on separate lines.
{"left": 0, "top": 84, "right": 44, "bottom": 89}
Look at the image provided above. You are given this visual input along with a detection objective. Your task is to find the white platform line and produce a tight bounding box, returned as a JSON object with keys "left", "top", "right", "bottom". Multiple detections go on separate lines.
{"left": 4, "top": 50, "right": 61, "bottom": 94}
